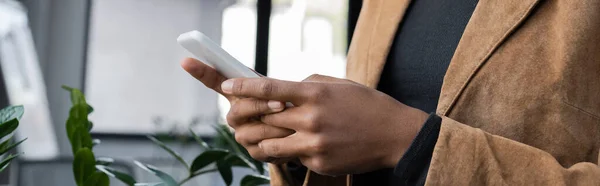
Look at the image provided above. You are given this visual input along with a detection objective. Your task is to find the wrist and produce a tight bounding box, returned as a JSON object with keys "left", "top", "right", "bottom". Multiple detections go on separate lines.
{"left": 384, "top": 105, "right": 429, "bottom": 168}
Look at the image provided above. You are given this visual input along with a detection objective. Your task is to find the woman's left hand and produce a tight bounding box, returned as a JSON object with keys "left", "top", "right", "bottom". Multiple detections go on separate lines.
{"left": 220, "top": 74, "right": 429, "bottom": 176}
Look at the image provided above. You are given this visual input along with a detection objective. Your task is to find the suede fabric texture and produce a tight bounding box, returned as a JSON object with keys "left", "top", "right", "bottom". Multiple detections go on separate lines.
{"left": 268, "top": 0, "right": 600, "bottom": 185}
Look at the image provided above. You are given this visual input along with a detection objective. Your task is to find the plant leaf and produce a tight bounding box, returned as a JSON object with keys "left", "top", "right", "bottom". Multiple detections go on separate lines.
{"left": 66, "top": 104, "right": 89, "bottom": 143}
{"left": 0, "top": 138, "right": 26, "bottom": 155}
{"left": 84, "top": 172, "right": 110, "bottom": 186}
{"left": 88, "top": 121, "right": 94, "bottom": 131}
{"left": 73, "top": 148, "right": 96, "bottom": 186}
{"left": 189, "top": 128, "right": 210, "bottom": 150}
{"left": 236, "top": 144, "right": 265, "bottom": 174}
{"left": 212, "top": 125, "right": 265, "bottom": 174}
{"left": 134, "top": 183, "right": 166, "bottom": 186}
{"left": 0, "top": 105, "right": 24, "bottom": 123}
{"left": 61, "top": 85, "right": 74, "bottom": 91}
{"left": 134, "top": 161, "right": 178, "bottom": 186}
{"left": 0, "top": 119, "right": 19, "bottom": 139}
{"left": 225, "top": 154, "right": 257, "bottom": 171}
{"left": 70, "top": 131, "right": 82, "bottom": 154}
{"left": 212, "top": 125, "right": 243, "bottom": 154}
{"left": 95, "top": 157, "right": 114, "bottom": 166}
{"left": 87, "top": 104, "right": 94, "bottom": 114}
{"left": 0, "top": 153, "right": 20, "bottom": 173}
{"left": 97, "top": 165, "right": 137, "bottom": 186}
{"left": 217, "top": 159, "right": 233, "bottom": 186}
{"left": 61, "top": 85, "right": 93, "bottom": 114}
{"left": 0, "top": 162, "right": 10, "bottom": 173}
{"left": 70, "top": 127, "right": 93, "bottom": 154}
{"left": 190, "top": 149, "right": 229, "bottom": 173}
{"left": 241, "top": 175, "right": 270, "bottom": 186}
{"left": 146, "top": 135, "right": 189, "bottom": 169}
{"left": 0, "top": 137, "right": 11, "bottom": 151}
{"left": 62, "top": 85, "right": 87, "bottom": 105}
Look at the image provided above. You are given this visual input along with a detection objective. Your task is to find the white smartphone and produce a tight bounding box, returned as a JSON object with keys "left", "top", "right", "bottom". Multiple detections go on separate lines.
{"left": 179, "top": 31, "right": 294, "bottom": 107}
{"left": 177, "top": 30, "right": 261, "bottom": 78}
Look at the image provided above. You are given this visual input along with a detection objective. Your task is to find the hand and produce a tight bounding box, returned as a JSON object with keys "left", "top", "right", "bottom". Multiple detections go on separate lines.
{"left": 220, "top": 74, "right": 429, "bottom": 176}
{"left": 180, "top": 58, "right": 295, "bottom": 163}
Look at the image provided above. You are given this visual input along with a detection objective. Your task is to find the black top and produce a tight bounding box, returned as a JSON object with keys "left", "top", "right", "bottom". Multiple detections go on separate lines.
{"left": 377, "top": 0, "right": 479, "bottom": 114}
{"left": 353, "top": 0, "right": 479, "bottom": 185}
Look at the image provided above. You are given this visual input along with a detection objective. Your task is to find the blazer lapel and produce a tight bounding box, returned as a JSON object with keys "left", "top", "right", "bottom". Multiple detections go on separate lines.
{"left": 437, "top": 0, "right": 541, "bottom": 115}
{"left": 346, "top": 0, "right": 412, "bottom": 88}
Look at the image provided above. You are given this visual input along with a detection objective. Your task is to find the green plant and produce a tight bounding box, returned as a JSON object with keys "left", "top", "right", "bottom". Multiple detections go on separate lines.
{"left": 140, "top": 127, "right": 269, "bottom": 186}
{"left": 0, "top": 105, "right": 27, "bottom": 173}
{"left": 63, "top": 86, "right": 136, "bottom": 186}
{"left": 63, "top": 86, "right": 269, "bottom": 186}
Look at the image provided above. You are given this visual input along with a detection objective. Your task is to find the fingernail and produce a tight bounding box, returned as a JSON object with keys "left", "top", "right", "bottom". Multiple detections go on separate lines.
{"left": 258, "top": 142, "right": 263, "bottom": 149}
{"left": 221, "top": 80, "right": 234, "bottom": 94}
{"left": 268, "top": 100, "right": 283, "bottom": 111}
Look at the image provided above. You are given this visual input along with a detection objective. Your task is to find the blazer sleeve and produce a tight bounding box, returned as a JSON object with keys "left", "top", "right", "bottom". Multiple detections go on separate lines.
{"left": 425, "top": 116, "right": 600, "bottom": 185}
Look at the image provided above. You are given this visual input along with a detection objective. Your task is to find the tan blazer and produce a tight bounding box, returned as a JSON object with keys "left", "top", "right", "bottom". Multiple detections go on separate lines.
{"left": 270, "top": 0, "right": 600, "bottom": 185}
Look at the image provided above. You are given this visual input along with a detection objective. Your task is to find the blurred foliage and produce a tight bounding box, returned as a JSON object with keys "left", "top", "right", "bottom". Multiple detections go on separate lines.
{"left": 63, "top": 86, "right": 268, "bottom": 186}
{"left": 63, "top": 85, "right": 130, "bottom": 186}
{"left": 0, "top": 105, "right": 27, "bottom": 173}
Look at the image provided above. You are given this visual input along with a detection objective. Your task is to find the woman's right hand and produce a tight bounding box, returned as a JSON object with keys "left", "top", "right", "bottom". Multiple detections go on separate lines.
{"left": 180, "top": 58, "right": 295, "bottom": 163}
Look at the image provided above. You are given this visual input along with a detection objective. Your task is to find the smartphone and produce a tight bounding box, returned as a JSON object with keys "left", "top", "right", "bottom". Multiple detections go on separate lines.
{"left": 177, "top": 30, "right": 260, "bottom": 78}
{"left": 178, "top": 31, "right": 293, "bottom": 107}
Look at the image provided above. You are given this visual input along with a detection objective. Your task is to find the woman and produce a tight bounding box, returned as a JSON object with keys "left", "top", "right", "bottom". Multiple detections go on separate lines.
{"left": 182, "top": 0, "right": 600, "bottom": 185}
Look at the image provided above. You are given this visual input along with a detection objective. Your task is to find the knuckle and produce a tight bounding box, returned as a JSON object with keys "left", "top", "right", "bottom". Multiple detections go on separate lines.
{"left": 226, "top": 108, "right": 241, "bottom": 125}
{"left": 264, "top": 142, "right": 282, "bottom": 157}
{"left": 259, "top": 114, "right": 272, "bottom": 124}
{"left": 253, "top": 99, "right": 265, "bottom": 112}
{"left": 234, "top": 131, "right": 248, "bottom": 145}
{"left": 307, "top": 85, "right": 329, "bottom": 101}
{"left": 310, "top": 137, "right": 328, "bottom": 154}
{"left": 304, "top": 112, "right": 324, "bottom": 132}
{"left": 228, "top": 103, "right": 242, "bottom": 116}
{"left": 309, "top": 158, "right": 332, "bottom": 175}
{"left": 232, "top": 79, "right": 244, "bottom": 94}
{"left": 225, "top": 115, "right": 237, "bottom": 128}
{"left": 305, "top": 74, "right": 323, "bottom": 81}
{"left": 343, "top": 78, "right": 358, "bottom": 85}
{"left": 259, "top": 124, "right": 268, "bottom": 140}
{"left": 259, "top": 81, "right": 275, "bottom": 97}
{"left": 247, "top": 147, "right": 268, "bottom": 161}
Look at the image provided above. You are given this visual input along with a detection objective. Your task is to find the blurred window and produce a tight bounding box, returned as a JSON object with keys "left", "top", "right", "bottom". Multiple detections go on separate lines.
{"left": 218, "top": 0, "right": 348, "bottom": 120}
{"left": 268, "top": 0, "right": 347, "bottom": 81}
{"left": 86, "top": 0, "right": 236, "bottom": 135}
{"left": 86, "top": 0, "right": 348, "bottom": 133}
{"left": 0, "top": 0, "right": 58, "bottom": 160}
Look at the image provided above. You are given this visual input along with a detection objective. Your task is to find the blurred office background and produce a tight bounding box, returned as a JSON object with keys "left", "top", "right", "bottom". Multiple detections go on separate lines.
{"left": 0, "top": 0, "right": 362, "bottom": 185}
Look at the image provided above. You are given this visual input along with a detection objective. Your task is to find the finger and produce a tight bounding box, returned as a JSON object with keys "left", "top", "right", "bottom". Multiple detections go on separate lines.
{"left": 234, "top": 123, "right": 294, "bottom": 145}
{"left": 260, "top": 106, "right": 312, "bottom": 131}
{"left": 180, "top": 58, "right": 232, "bottom": 99}
{"left": 259, "top": 133, "right": 308, "bottom": 158}
{"left": 221, "top": 78, "right": 311, "bottom": 105}
{"left": 245, "top": 145, "right": 271, "bottom": 162}
{"left": 246, "top": 146, "right": 294, "bottom": 164}
{"left": 244, "top": 145, "right": 293, "bottom": 163}
{"left": 227, "top": 98, "right": 285, "bottom": 126}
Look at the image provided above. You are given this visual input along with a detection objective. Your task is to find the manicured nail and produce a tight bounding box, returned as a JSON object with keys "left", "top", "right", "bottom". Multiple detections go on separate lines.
{"left": 268, "top": 100, "right": 283, "bottom": 111}
{"left": 221, "top": 80, "right": 234, "bottom": 94}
